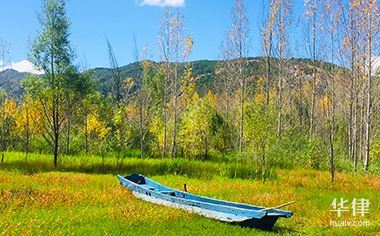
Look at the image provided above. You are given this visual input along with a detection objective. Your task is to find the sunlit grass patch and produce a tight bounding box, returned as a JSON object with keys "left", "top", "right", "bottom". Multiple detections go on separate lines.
{"left": 0, "top": 152, "right": 276, "bottom": 180}
{"left": 0, "top": 153, "right": 379, "bottom": 235}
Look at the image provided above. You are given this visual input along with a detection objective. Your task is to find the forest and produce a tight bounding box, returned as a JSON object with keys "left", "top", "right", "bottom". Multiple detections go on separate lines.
{"left": 0, "top": 0, "right": 380, "bottom": 182}
{"left": 1, "top": 0, "right": 380, "bottom": 235}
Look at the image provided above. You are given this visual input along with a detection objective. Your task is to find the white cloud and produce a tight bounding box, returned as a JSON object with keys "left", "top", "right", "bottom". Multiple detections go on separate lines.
{"left": 0, "top": 60, "right": 43, "bottom": 74}
{"left": 139, "top": 0, "right": 185, "bottom": 7}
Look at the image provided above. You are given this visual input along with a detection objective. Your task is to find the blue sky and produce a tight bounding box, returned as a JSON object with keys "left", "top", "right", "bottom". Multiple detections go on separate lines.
{"left": 0, "top": 0, "right": 305, "bottom": 71}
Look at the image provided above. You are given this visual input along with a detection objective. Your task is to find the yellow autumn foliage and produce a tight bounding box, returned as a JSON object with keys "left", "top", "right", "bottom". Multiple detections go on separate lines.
{"left": 14, "top": 96, "right": 43, "bottom": 136}
{"left": 4, "top": 99, "right": 17, "bottom": 117}
{"left": 87, "top": 113, "right": 108, "bottom": 139}
{"left": 319, "top": 96, "right": 330, "bottom": 115}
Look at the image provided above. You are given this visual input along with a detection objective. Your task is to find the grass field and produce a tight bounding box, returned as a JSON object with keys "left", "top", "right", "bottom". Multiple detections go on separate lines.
{"left": 0, "top": 153, "right": 379, "bottom": 235}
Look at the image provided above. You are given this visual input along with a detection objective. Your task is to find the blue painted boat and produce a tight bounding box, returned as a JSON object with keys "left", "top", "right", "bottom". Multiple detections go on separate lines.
{"left": 118, "top": 174, "right": 293, "bottom": 229}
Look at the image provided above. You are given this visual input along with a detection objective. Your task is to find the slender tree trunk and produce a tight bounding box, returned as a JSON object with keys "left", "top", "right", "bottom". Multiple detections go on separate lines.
{"left": 25, "top": 104, "right": 30, "bottom": 161}
{"left": 162, "top": 63, "right": 169, "bottom": 159}
{"left": 160, "top": 9, "right": 172, "bottom": 159}
{"left": 359, "top": 89, "right": 365, "bottom": 162}
{"left": 171, "top": 62, "right": 178, "bottom": 158}
{"left": 85, "top": 113, "right": 89, "bottom": 154}
{"left": 277, "top": 75, "right": 283, "bottom": 138}
{"left": 276, "top": 5, "right": 288, "bottom": 139}
{"left": 54, "top": 129, "right": 59, "bottom": 168}
{"left": 329, "top": 34, "right": 335, "bottom": 183}
{"left": 162, "top": 101, "right": 167, "bottom": 159}
{"left": 288, "top": 80, "right": 293, "bottom": 126}
{"left": 309, "top": 16, "right": 317, "bottom": 138}
{"left": 239, "top": 60, "right": 245, "bottom": 155}
{"left": 51, "top": 52, "right": 60, "bottom": 168}
{"left": 66, "top": 113, "right": 71, "bottom": 154}
{"left": 364, "top": 33, "right": 373, "bottom": 171}
{"left": 349, "top": 62, "right": 354, "bottom": 160}
{"left": 348, "top": 12, "right": 356, "bottom": 160}
{"left": 231, "top": 0, "right": 248, "bottom": 156}
{"left": 329, "top": 95, "right": 335, "bottom": 182}
{"left": 299, "top": 77, "right": 303, "bottom": 126}
{"left": 265, "top": 32, "right": 273, "bottom": 106}
{"left": 1, "top": 99, "right": 4, "bottom": 164}
{"left": 310, "top": 71, "right": 316, "bottom": 137}
{"left": 205, "top": 137, "right": 209, "bottom": 160}
{"left": 139, "top": 98, "right": 144, "bottom": 158}
{"left": 262, "top": 141, "right": 266, "bottom": 169}
{"left": 53, "top": 101, "right": 59, "bottom": 168}
{"left": 353, "top": 93, "right": 358, "bottom": 172}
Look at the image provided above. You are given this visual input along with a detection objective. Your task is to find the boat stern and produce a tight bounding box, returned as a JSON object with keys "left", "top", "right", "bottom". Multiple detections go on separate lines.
{"left": 266, "top": 209, "right": 293, "bottom": 218}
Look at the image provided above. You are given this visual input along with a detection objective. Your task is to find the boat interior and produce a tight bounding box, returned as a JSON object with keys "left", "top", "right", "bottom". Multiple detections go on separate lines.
{"left": 124, "top": 174, "right": 283, "bottom": 214}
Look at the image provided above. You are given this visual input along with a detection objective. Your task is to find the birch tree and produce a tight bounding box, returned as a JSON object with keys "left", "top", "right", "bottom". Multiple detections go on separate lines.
{"left": 322, "top": 0, "right": 343, "bottom": 182}
{"left": 216, "top": 32, "right": 239, "bottom": 121}
{"left": 362, "top": 0, "right": 379, "bottom": 171}
{"left": 261, "top": 0, "right": 277, "bottom": 106}
{"left": 137, "top": 45, "right": 153, "bottom": 158}
{"left": 230, "top": 0, "right": 249, "bottom": 154}
{"left": 342, "top": 0, "right": 364, "bottom": 171}
{"left": 304, "top": 0, "right": 321, "bottom": 137}
{"left": 159, "top": 8, "right": 192, "bottom": 158}
{"left": 158, "top": 8, "right": 172, "bottom": 158}
{"left": 169, "top": 11, "right": 185, "bottom": 158}
{"left": 274, "top": 0, "right": 292, "bottom": 138}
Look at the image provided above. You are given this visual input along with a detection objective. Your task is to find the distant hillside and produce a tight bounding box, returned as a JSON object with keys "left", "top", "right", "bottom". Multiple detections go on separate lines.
{"left": 90, "top": 58, "right": 338, "bottom": 96}
{"left": 0, "top": 69, "right": 31, "bottom": 97}
{"left": 89, "top": 60, "right": 219, "bottom": 95}
{"left": 0, "top": 58, "right": 343, "bottom": 98}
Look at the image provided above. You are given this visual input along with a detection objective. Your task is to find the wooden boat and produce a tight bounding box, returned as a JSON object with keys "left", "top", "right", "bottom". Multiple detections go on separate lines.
{"left": 118, "top": 173, "right": 293, "bottom": 229}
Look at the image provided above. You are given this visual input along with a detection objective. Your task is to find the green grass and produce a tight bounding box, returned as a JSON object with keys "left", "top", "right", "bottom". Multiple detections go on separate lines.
{"left": 0, "top": 152, "right": 379, "bottom": 235}
{"left": 0, "top": 152, "right": 275, "bottom": 180}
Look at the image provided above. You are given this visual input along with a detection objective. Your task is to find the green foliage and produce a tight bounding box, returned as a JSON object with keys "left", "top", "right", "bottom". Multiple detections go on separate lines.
{"left": 305, "top": 137, "right": 327, "bottom": 170}
{"left": 149, "top": 115, "right": 164, "bottom": 156}
{"left": 2, "top": 28, "right": 377, "bottom": 173}
{"left": 244, "top": 101, "right": 276, "bottom": 166}
{"left": 370, "top": 138, "right": 380, "bottom": 166}
{"left": 1, "top": 152, "right": 275, "bottom": 180}
{"left": 212, "top": 113, "right": 235, "bottom": 155}
{"left": 266, "top": 130, "right": 310, "bottom": 169}
{"left": 180, "top": 92, "right": 219, "bottom": 159}
{"left": 30, "top": 0, "right": 73, "bottom": 73}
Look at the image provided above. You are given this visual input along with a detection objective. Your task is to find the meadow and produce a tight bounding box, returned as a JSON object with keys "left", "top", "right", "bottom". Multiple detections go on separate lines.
{"left": 0, "top": 152, "right": 379, "bottom": 235}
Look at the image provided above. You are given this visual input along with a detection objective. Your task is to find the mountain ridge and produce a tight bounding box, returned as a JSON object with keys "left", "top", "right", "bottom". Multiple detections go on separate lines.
{"left": 0, "top": 57, "right": 369, "bottom": 98}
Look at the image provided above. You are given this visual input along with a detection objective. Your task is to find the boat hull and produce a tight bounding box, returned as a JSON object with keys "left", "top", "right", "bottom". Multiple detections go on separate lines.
{"left": 118, "top": 174, "right": 292, "bottom": 230}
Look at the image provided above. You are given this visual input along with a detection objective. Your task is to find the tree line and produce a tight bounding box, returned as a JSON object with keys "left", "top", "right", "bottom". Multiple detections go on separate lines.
{"left": 0, "top": 0, "right": 379, "bottom": 181}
